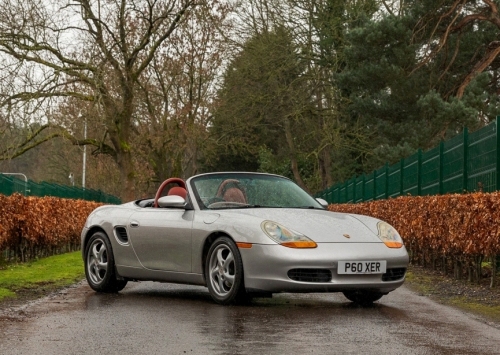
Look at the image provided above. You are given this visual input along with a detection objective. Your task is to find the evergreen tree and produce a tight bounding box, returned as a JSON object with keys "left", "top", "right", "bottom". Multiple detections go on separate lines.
{"left": 337, "top": 4, "right": 500, "bottom": 170}
{"left": 207, "top": 26, "right": 314, "bottom": 190}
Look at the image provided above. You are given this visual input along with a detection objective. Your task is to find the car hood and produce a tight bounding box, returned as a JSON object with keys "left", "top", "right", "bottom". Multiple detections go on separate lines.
{"left": 215, "top": 208, "right": 383, "bottom": 243}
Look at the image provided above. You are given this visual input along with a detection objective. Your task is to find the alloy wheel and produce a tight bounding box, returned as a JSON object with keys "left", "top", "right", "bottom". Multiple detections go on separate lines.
{"left": 208, "top": 244, "right": 235, "bottom": 296}
{"left": 87, "top": 238, "right": 108, "bottom": 285}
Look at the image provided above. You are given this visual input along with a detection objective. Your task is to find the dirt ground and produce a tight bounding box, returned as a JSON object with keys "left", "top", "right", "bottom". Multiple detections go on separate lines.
{"left": 404, "top": 265, "right": 500, "bottom": 325}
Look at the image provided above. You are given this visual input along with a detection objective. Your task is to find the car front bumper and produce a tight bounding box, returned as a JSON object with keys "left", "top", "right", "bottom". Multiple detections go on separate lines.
{"left": 240, "top": 242, "right": 409, "bottom": 294}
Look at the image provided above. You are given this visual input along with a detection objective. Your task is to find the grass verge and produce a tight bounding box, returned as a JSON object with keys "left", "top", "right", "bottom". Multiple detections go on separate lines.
{"left": 0, "top": 251, "right": 84, "bottom": 303}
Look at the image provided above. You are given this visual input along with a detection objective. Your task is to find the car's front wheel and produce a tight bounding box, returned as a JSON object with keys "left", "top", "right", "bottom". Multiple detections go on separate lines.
{"left": 343, "top": 290, "right": 384, "bottom": 305}
{"left": 85, "top": 231, "right": 127, "bottom": 293}
{"left": 205, "top": 237, "right": 246, "bottom": 305}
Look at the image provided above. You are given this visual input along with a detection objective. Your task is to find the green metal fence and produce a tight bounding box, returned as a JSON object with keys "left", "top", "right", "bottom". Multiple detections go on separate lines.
{"left": 317, "top": 119, "right": 500, "bottom": 204}
{"left": 0, "top": 174, "right": 121, "bottom": 204}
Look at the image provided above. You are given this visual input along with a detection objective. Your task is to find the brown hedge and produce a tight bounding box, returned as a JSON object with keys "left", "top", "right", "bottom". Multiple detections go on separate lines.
{"left": 2, "top": 191, "right": 498, "bottom": 277}
{"left": 0, "top": 194, "right": 102, "bottom": 261}
{"left": 328, "top": 192, "right": 500, "bottom": 259}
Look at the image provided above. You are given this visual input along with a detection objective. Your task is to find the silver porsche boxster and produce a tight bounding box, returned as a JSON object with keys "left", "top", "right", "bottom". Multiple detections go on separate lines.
{"left": 81, "top": 172, "right": 409, "bottom": 305}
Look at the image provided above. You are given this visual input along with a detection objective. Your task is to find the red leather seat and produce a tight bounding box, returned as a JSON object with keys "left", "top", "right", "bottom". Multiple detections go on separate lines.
{"left": 168, "top": 186, "right": 187, "bottom": 199}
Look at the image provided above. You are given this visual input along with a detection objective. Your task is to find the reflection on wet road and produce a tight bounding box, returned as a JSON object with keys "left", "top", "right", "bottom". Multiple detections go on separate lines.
{"left": 1, "top": 282, "right": 499, "bottom": 354}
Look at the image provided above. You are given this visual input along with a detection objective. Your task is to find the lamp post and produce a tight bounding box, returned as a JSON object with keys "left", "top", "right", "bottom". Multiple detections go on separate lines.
{"left": 82, "top": 118, "right": 87, "bottom": 189}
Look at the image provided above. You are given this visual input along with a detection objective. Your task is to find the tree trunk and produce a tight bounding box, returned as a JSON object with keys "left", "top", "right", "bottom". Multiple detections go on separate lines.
{"left": 322, "top": 149, "right": 333, "bottom": 188}
{"left": 284, "top": 116, "right": 309, "bottom": 192}
{"left": 477, "top": 256, "right": 483, "bottom": 284}
{"left": 106, "top": 85, "right": 137, "bottom": 202}
{"left": 116, "top": 149, "right": 136, "bottom": 202}
{"left": 317, "top": 69, "right": 334, "bottom": 190}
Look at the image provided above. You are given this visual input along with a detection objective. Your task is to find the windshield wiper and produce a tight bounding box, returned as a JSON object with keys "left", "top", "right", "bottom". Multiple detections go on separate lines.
{"left": 227, "top": 204, "right": 272, "bottom": 209}
{"left": 210, "top": 204, "right": 278, "bottom": 210}
{"left": 289, "top": 206, "right": 325, "bottom": 210}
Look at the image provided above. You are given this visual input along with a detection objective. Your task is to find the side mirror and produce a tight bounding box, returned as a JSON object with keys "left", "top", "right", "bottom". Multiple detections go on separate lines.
{"left": 157, "top": 195, "right": 186, "bottom": 208}
{"left": 316, "top": 198, "right": 328, "bottom": 208}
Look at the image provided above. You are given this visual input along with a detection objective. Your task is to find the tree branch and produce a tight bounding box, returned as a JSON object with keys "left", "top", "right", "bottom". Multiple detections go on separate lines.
{"left": 134, "top": 1, "right": 197, "bottom": 78}
{"left": 0, "top": 124, "right": 116, "bottom": 160}
{"left": 457, "top": 41, "right": 500, "bottom": 98}
{"left": 381, "top": 0, "right": 395, "bottom": 16}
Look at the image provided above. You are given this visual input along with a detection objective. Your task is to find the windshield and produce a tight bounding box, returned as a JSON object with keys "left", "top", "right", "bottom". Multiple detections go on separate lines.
{"left": 190, "top": 173, "right": 323, "bottom": 210}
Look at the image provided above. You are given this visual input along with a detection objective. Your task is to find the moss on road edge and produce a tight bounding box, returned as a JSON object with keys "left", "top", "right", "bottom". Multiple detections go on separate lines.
{"left": 405, "top": 265, "right": 500, "bottom": 326}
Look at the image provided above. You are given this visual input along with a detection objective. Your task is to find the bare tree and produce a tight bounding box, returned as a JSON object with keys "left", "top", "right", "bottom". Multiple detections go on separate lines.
{"left": 0, "top": 0, "right": 203, "bottom": 200}
{"left": 135, "top": 3, "right": 229, "bottom": 187}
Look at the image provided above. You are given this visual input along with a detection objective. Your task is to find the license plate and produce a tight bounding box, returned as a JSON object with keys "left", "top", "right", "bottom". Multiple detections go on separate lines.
{"left": 338, "top": 261, "right": 387, "bottom": 274}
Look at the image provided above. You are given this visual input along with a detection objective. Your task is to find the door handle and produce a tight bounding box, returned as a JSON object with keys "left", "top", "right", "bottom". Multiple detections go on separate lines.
{"left": 130, "top": 221, "right": 139, "bottom": 227}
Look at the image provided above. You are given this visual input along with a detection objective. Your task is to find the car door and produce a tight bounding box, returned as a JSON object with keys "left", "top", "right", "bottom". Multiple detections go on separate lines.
{"left": 127, "top": 208, "right": 194, "bottom": 272}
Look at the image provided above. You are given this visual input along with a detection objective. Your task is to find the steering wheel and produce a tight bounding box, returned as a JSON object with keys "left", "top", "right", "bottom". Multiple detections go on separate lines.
{"left": 153, "top": 178, "right": 186, "bottom": 208}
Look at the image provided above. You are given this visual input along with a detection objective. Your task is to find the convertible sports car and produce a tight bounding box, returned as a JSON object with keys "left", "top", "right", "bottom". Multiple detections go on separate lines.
{"left": 81, "top": 172, "right": 409, "bottom": 305}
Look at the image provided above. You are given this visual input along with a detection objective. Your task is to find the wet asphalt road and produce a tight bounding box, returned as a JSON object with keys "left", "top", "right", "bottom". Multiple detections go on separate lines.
{"left": 1, "top": 282, "right": 500, "bottom": 355}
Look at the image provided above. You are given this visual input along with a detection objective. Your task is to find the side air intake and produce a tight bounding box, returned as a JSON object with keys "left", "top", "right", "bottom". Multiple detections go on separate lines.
{"left": 114, "top": 227, "right": 129, "bottom": 244}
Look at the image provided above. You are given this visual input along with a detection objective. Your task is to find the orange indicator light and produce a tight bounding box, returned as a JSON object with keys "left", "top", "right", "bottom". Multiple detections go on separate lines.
{"left": 384, "top": 241, "right": 403, "bottom": 248}
{"left": 236, "top": 242, "right": 253, "bottom": 249}
{"left": 281, "top": 241, "right": 317, "bottom": 248}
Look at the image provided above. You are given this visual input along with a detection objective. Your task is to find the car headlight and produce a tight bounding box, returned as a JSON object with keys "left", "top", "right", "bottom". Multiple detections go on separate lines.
{"left": 377, "top": 221, "right": 403, "bottom": 248}
{"left": 261, "top": 221, "right": 317, "bottom": 248}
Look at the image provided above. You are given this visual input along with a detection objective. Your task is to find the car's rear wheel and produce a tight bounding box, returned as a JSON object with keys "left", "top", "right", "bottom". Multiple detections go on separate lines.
{"left": 343, "top": 290, "right": 384, "bottom": 305}
{"left": 206, "top": 237, "right": 246, "bottom": 304}
{"left": 85, "top": 232, "right": 127, "bottom": 293}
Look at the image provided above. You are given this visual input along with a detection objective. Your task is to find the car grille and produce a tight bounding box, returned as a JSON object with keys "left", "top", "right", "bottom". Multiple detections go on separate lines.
{"left": 382, "top": 268, "right": 406, "bottom": 281}
{"left": 115, "top": 227, "right": 129, "bottom": 244}
{"left": 287, "top": 269, "right": 332, "bottom": 282}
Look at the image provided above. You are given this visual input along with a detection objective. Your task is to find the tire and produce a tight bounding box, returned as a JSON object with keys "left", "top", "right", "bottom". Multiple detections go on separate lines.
{"left": 84, "top": 231, "right": 128, "bottom": 293}
{"left": 343, "top": 290, "right": 384, "bottom": 305}
{"left": 205, "top": 237, "right": 247, "bottom": 305}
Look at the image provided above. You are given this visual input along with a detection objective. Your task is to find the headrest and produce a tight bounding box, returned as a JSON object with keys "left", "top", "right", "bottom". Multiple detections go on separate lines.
{"left": 168, "top": 186, "right": 187, "bottom": 199}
